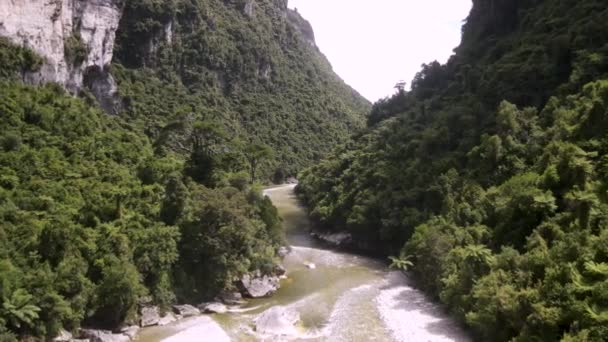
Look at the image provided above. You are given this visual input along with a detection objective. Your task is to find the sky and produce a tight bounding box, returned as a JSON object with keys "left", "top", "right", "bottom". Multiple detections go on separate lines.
{"left": 287, "top": 0, "right": 472, "bottom": 102}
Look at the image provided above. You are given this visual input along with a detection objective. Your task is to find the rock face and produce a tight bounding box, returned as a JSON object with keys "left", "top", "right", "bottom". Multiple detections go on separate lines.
{"left": 80, "top": 329, "right": 130, "bottom": 342}
{"left": 139, "top": 306, "right": 161, "bottom": 327}
{"left": 237, "top": 271, "right": 280, "bottom": 298}
{"left": 0, "top": 0, "right": 123, "bottom": 111}
{"left": 254, "top": 306, "right": 300, "bottom": 336}
{"left": 286, "top": 9, "right": 316, "bottom": 47}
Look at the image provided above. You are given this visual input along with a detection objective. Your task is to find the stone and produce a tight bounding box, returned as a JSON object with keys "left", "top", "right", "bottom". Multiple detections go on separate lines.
{"left": 140, "top": 306, "right": 160, "bottom": 327}
{"left": 199, "top": 302, "right": 228, "bottom": 314}
{"left": 237, "top": 272, "right": 280, "bottom": 298}
{"left": 304, "top": 262, "right": 316, "bottom": 269}
{"left": 79, "top": 329, "right": 130, "bottom": 342}
{"left": 216, "top": 291, "right": 244, "bottom": 305}
{"left": 119, "top": 326, "right": 139, "bottom": 340}
{"left": 158, "top": 312, "right": 178, "bottom": 326}
{"left": 53, "top": 329, "right": 72, "bottom": 342}
{"left": 254, "top": 306, "right": 300, "bottom": 336}
{"left": 172, "top": 304, "right": 200, "bottom": 317}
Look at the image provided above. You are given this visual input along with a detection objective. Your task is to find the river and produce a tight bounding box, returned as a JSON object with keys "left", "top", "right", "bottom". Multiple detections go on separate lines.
{"left": 137, "top": 184, "right": 470, "bottom": 342}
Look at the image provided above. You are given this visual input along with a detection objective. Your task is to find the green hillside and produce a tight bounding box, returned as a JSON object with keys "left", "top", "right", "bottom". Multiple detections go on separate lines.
{"left": 297, "top": 0, "right": 608, "bottom": 340}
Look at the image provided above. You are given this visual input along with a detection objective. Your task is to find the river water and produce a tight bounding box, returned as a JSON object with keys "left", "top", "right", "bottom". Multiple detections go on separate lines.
{"left": 137, "top": 185, "right": 470, "bottom": 342}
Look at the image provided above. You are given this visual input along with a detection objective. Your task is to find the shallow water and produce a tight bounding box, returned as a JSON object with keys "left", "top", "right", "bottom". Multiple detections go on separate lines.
{"left": 137, "top": 185, "right": 470, "bottom": 342}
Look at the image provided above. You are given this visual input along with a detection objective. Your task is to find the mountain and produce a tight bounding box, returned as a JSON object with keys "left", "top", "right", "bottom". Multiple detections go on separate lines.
{"left": 0, "top": 0, "right": 367, "bottom": 339}
{"left": 297, "top": 0, "right": 608, "bottom": 340}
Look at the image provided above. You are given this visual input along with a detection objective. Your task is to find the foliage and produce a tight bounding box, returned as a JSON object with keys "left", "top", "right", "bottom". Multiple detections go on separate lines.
{"left": 297, "top": 0, "right": 608, "bottom": 340}
{"left": 64, "top": 34, "right": 89, "bottom": 67}
{"left": 0, "top": 82, "right": 284, "bottom": 338}
{"left": 0, "top": 38, "right": 43, "bottom": 80}
{"left": 112, "top": 0, "right": 370, "bottom": 181}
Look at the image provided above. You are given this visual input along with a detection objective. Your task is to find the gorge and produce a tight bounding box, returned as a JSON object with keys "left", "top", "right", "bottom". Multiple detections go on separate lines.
{"left": 1, "top": 0, "right": 608, "bottom": 341}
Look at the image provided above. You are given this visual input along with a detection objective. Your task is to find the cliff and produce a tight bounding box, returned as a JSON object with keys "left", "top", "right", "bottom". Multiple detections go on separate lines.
{"left": 0, "top": 0, "right": 123, "bottom": 112}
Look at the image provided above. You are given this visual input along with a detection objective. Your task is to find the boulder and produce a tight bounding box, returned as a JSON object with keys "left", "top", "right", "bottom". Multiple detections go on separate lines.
{"left": 139, "top": 306, "right": 160, "bottom": 327}
{"left": 158, "top": 312, "right": 177, "bottom": 326}
{"left": 79, "top": 329, "right": 130, "bottom": 342}
{"left": 304, "top": 262, "right": 316, "bottom": 269}
{"left": 53, "top": 329, "right": 72, "bottom": 342}
{"left": 172, "top": 304, "right": 200, "bottom": 317}
{"left": 199, "top": 302, "right": 228, "bottom": 314}
{"left": 254, "top": 306, "right": 300, "bottom": 336}
{"left": 119, "top": 326, "right": 139, "bottom": 340}
{"left": 237, "top": 272, "right": 280, "bottom": 298}
{"left": 278, "top": 246, "right": 290, "bottom": 258}
{"left": 216, "top": 290, "right": 244, "bottom": 305}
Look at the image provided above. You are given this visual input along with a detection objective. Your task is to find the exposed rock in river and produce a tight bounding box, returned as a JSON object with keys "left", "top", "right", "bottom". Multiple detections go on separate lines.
{"left": 216, "top": 290, "right": 245, "bottom": 305}
{"left": 237, "top": 271, "right": 280, "bottom": 298}
{"left": 199, "top": 302, "right": 228, "bottom": 314}
{"left": 172, "top": 304, "right": 200, "bottom": 317}
{"left": 254, "top": 306, "right": 300, "bottom": 336}
{"left": 158, "top": 312, "right": 178, "bottom": 326}
{"left": 80, "top": 329, "right": 130, "bottom": 342}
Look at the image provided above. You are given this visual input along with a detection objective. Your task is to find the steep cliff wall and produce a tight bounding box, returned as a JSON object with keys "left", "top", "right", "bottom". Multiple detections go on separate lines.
{"left": 0, "top": 0, "right": 122, "bottom": 111}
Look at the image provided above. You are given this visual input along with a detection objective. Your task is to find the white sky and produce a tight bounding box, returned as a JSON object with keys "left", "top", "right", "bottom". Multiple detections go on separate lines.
{"left": 288, "top": 0, "right": 472, "bottom": 102}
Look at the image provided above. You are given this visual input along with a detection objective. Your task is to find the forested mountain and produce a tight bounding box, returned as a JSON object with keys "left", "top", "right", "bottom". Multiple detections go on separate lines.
{"left": 0, "top": 0, "right": 367, "bottom": 339}
{"left": 297, "top": 0, "right": 608, "bottom": 340}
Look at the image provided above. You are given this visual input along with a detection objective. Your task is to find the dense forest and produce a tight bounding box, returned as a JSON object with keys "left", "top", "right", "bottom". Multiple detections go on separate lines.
{"left": 297, "top": 0, "right": 608, "bottom": 340}
{"left": 0, "top": 0, "right": 367, "bottom": 340}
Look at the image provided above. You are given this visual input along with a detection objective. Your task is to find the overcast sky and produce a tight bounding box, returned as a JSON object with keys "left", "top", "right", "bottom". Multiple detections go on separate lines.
{"left": 288, "top": 0, "right": 472, "bottom": 102}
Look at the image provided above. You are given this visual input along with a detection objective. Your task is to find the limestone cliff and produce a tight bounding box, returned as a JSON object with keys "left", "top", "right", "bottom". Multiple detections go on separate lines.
{"left": 0, "top": 0, "right": 123, "bottom": 112}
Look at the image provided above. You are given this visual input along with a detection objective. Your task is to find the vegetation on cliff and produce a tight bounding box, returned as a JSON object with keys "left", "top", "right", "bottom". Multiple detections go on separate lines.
{"left": 297, "top": 0, "right": 608, "bottom": 340}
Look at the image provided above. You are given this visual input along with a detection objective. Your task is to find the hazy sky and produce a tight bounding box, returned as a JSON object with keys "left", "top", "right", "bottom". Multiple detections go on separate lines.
{"left": 288, "top": 0, "right": 472, "bottom": 102}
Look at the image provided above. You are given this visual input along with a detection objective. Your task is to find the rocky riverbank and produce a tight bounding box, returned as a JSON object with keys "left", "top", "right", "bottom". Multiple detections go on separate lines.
{"left": 55, "top": 260, "right": 289, "bottom": 342}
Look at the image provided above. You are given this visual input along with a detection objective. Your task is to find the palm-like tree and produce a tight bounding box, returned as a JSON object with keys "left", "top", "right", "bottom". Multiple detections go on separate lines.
{"left": 1, "top": 289, "right": 40, "bottom": 330}
{"left": 389, "top": 255, "right": 414, "bottom": 271}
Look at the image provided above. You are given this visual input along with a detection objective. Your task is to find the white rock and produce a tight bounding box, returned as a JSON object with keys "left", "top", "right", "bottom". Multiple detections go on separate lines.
{"left": 254, "top": 306, "right": 300, "bottom": 336}
{"left": 80, "top": 329, "right": 130, "bottom": 342}
{"left": 140, "top": 306, "right": 160, "bottom": 327}
{"left": 172, "top": 304, "right": 200, "bottom": 317}
{"left": 158, "top": 312, "right": 178, "bottom": 326}
{"left": 199, "top": 302, "right": 228, "bottom": 314}
{"left": 0, "top": 0, "right": 122, "bottom": 93}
